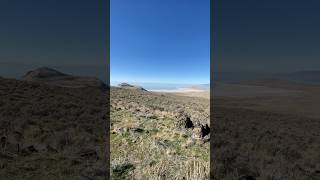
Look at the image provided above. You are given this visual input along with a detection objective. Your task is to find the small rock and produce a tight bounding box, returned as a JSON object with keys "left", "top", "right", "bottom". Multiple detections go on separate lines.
{"left": 192, "top": 124, "right": 210, "bottom": 140}
{"left": 202, "top": 135, "right": 210, "bottom": 144}
{"left": 201, "top": 124, "right": 210, "bottom": 137}
{"left": 129, "top": 127, "right": 144, "bottom": 133}
{"left": 192, "top": 127, "right": 203, "bottom": 139}
{"left": 112, "top": 127, "right": 126, "bottom": 134}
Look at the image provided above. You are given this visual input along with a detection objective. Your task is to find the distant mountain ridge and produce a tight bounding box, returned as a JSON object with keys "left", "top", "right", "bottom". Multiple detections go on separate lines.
{"left": 23, "top": 67, "right": 107, "bottom": 89}
{"left": 118, "top": 83, "right": 147, "bottom": 91}
{"left": 24, "top": 67, "right": 73, "bottom": 81}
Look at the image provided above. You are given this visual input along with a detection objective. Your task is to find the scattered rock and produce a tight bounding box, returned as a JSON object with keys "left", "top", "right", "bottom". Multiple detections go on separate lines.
{"left": 176, "top": 114, "right": 194, "bottom": 129}
{"left": 112, "top": 127, "right": 126, "bottom": 134}
{"left": 112, "top": 162, "right": 135, "bottom": 179}
{"left": 129, "top": 127, "right": 144, "bottom": 133}
{"left": 201, "top": 124, "right": 210, "bottom": 137}
{"left": 192, "top": 127, "right": 203, "bottom": 139}
{"left": 192, "top": 124, "right": 210, "bottom": 141}
{"left": 202, "top": 135, "right": 210, "bottom": 144}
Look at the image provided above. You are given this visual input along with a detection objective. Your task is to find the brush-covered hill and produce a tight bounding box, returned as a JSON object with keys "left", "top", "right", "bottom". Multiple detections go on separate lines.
{"left": 23, "top": 67, "right": 107, "bottom": 89}
{"left": 0, "top": 69, "right": 108, "bottom": 179}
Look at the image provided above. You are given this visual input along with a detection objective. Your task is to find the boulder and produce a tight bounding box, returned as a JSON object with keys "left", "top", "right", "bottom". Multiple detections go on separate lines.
{"left": 192, "top": 124, "right": 210, "bottom": 140}
{"left": 176, "top": 114, "right": 194, "bottom": 129}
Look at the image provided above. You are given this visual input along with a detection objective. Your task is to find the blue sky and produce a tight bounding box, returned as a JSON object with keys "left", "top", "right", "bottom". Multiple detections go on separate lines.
{"left": 111, "top": 0, "right": 210, "bottom": 84}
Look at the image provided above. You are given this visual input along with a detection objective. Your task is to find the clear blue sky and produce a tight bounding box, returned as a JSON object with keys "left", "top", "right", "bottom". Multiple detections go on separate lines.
{"left": 111, "top": 0, "right": 210, "bottom": 84}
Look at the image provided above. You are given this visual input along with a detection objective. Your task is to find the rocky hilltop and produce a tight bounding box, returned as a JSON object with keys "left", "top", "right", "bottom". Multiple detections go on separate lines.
{"left": 23, "top": 67, "right": 107, "bottom": 90}
{"left": 118, "top": 82, "right": 147, "bottom": 91}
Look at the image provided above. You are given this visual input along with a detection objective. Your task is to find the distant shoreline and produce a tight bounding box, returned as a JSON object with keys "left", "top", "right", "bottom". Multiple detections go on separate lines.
{"left": 149, "top": 87, "right": 207, "bottom": 93}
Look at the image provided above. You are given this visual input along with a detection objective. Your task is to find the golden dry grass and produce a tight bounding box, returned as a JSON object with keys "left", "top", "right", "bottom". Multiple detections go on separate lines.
{"left": 110, "top": 88, "right": 210, "bottom": 179}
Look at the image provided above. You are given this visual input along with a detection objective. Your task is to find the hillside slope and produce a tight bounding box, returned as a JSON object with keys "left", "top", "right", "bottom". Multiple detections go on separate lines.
{"left": 0, "top": 77, "right": 108, "bottom": 179}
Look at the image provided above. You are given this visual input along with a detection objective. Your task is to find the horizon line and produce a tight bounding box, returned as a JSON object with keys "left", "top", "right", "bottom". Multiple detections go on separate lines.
{"left": 110, "top": 80, "right": 210, "bottom": 85}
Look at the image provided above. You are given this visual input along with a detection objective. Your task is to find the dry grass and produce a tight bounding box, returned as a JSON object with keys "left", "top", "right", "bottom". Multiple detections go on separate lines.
{"left": 212, "top": 95, "right": 320, "bottom": 180}
{"left": 169, "top": 91, "right": 210, "bottom": 99}
{"left": 0, "top": 77, "right": 108, "bottom": 179}
{"left": 110, "top": 87, "right": 210, "bottom": 179}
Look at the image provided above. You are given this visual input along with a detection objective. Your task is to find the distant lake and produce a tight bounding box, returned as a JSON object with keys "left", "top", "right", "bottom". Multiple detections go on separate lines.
{"left": 111, "top": 81, "right": 209, "bottom": 92}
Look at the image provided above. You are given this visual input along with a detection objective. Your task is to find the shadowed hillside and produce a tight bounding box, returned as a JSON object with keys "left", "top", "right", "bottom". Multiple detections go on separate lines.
{"left": 0, "top": 68, "right": 108, "bottom": 180}
{"left": 212, "top": 80, "right": 320, "bottom": 180}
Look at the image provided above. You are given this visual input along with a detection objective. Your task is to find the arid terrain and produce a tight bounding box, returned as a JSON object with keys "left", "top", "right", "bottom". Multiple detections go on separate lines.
{"left": 110, "top": 86, "right": 210, "bottom": 179}
{"left": 0, "top": 68, "right": 108, "bottom": 180}
{"left": 212, "top": 81, "right": 320, "bottom": 180}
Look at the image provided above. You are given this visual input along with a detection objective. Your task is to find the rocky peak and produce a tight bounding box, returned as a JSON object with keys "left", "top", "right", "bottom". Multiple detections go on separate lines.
{"left": 23, "top": 67, "right": 71, "bottom": 80}
{"left": 118, "top": 83, "right": 147, "bottom": 91}
{"left": 22, "top": 67, "right": 107, "bottom": 90}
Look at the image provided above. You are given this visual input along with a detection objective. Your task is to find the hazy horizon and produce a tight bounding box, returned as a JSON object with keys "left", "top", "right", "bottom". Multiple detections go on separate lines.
{"left": 111, "top": 81, "right": 210, "bottom": 92}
